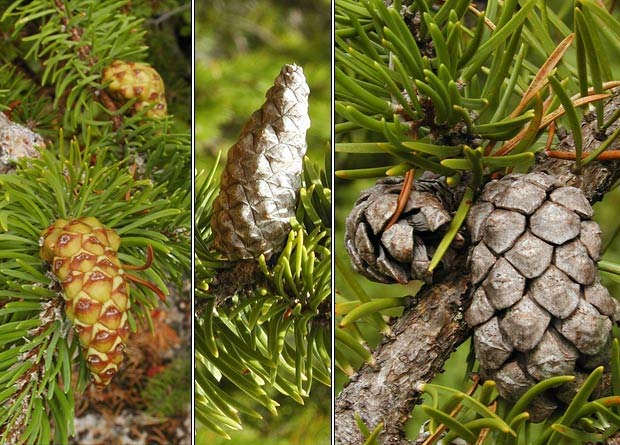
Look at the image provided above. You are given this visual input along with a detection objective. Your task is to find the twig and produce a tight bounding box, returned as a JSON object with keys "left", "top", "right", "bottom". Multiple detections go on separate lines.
{"left": 149, "top": 3, "right": 190, "bottom": 26}
{"left": 99, "top": 90, "right": 122, "bottom": 130}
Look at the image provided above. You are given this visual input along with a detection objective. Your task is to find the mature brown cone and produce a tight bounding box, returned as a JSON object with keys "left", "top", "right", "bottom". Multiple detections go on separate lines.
{"left": 103, "top": 60, "right": 167, "bottom": 118}
{"left": 345, "top": 175, "right": 461, "bottom": 284}
{"left": 40, "top": 217, "right": 130, "bottom": 388}
{"left": 211, "top": 64, "right": 310, "bottom": 260}
{"left": 466, "top": 172, "right": 620, "bottom": 420}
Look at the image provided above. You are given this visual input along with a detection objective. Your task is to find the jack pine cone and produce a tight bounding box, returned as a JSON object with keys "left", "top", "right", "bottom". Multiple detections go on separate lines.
{"left": 345, "top": 175, "right": 461, "bottom": 284}
{"left": 465, "top": 172, "right": 620, "bottom": 420}
{"left": 103, "top": 60, "right": 167, "bottom": 118}
{"left": 40, "top": 217, "right": 130, "bottom": 388}
{"left": 211, "top": 64, "right": 310, "bottom": 260}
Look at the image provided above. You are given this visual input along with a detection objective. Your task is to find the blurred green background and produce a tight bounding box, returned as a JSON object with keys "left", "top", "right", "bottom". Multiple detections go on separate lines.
{"left": 196, "top": 0, "right": 331, "bottom": 173}
{"left": 195, "top": 1, "right": 332, "bottom": 443}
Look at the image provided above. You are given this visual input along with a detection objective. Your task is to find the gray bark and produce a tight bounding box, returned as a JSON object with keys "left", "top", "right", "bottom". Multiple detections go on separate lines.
{"left": 335, "top": 256, "right": 471, "bottom": 445}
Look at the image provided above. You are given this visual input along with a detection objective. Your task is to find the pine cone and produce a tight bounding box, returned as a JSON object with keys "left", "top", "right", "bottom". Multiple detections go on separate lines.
{"left": 103, "top": 60, "right": 167, "bottom": 118}
{"left": 466, "top": 172, "right": 620, "bottom": 420}
{"left": 345, "top": 176, "right": 461, "bottom": 284}
{"left": 0, "top": 113, "right": 43, "bottom": 173}
{"left": 211, "top": 64, "right": 310, "bottom": 260}
{"left": 40, "top": 217, "right": 130, "bottom": 389}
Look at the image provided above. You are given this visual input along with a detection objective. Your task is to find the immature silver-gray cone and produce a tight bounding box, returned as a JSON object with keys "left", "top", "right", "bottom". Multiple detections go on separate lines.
{"left": 466, "top": 172, "right": 620, "bottom": 421}
{"left": 345, "top": 176, "right": 460, "bottom": 284}
{"left": 211, "top": 64, "right": 310, "bottom": 260}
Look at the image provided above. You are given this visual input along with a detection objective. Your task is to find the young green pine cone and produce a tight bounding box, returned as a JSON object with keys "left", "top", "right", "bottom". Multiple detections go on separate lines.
{"left": 345, "top": 176, "right": 461, "bottom": 284}
{"left": 103, "top": 60, "right": 167, "bottom": 118}
{"left": 40, "top": 217, "right": 130, "bottom": 389}
{"left": 211, "top": 64, "right": 310, "bottom": 260}
{"left": 466, "top": 172, "right": 620, "bottom": 420}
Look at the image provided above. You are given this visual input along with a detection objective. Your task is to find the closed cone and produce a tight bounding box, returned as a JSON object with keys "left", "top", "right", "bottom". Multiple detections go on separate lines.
{"left": 211, "top": 64, "right": 310, "bottom": 260}
{"left": 466, "top": 172, "right": 620, "bottom": 420}
{"left": 103, "top": 60, "right": 167, "bottom": 118}
{"left": 40, "top": 217, "right": 130, "bottom": 388}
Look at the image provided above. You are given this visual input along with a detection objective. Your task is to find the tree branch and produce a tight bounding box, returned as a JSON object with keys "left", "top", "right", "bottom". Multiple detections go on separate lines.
{"left": 335, "top": 92, "right": 620, "bottom": 445}
{"left": 336, "top": 256, "right": 471, "bottom": 445}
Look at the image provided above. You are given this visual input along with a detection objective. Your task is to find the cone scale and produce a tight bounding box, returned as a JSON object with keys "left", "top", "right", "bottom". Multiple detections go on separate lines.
{"left": 466, "top": 172, "right": 620, "bottom": 420}
{"left": 40, "top": 217, "right": 130, "bottom": 389}
{"left": 344, "top": 175, "right": 458, "bottom": 284}
{"left": 211, "top": 64, "right": 310, "bottom": 260}
{"left": 103, "top": 60, "right": 167, "bottom": 118}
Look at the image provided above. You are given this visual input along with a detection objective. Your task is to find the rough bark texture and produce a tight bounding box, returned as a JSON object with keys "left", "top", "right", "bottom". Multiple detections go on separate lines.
{"left": 335, "top": 256, "right": 471, "bottom": 445}
{"left": 593, "top": 431, "right": 620, "bottom": 445}
{"left": 335, "top": 92, "right": 620, "bottom": 445}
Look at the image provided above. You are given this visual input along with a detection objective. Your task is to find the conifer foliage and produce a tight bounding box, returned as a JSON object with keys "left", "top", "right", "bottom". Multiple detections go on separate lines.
{"left": 0, "top": 1, "right": 190, "bottom": 444}
{"left": 336, "top": 0, "right": 620, "bottom": 444}
{"left": 195, "top": 65, "right": 331, "bottom": 438}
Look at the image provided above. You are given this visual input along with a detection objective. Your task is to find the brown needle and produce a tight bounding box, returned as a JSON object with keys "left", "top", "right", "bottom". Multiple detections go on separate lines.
{"left": 385, "top": 168, "right": 415, "bottom": 231}
{"left": 123, "top": 245, "right": 154, "bottom": 271}
{"left": 126, "top": 273, "right": 167, "bottom": 303}
{"left": 475, "top": 401, "right": 497, "bottom": 445}
{"left": 123, "top": 245, "right": 166, "bottom": 302}
{"left": 544, "top": 121, "right": 556, "bottom": 152}
{"left": 545, "top": 149, "right": 620, "bottom": 161}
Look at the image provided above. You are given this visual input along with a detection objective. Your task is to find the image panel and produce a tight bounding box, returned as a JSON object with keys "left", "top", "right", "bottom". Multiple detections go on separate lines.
{"left": 334, "top": 1, "right": 620, "bottom": 444}
{"left": 195, "top": 1, "right": 332, "bottom": 444}
{"left": 0, "top": 1, "right": 191, "bottom": 444}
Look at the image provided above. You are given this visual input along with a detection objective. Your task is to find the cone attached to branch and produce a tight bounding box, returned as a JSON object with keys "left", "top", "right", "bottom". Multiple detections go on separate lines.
{"left": 103, "top": 60, "right": 167, "bottom": 118}
{"left": 40, "top": 217, "right": 130, "bottom": 388}
{"left": 345, "top": 175, "right": 461, "bottom": 284}
{"left": 465, "top": 172, "right": 620, "bottom": 420}
{"left": 211, "top": 64, "right": 310, "bottom": 261}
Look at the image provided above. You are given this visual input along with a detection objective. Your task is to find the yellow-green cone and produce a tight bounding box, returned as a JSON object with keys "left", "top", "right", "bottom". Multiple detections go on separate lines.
{"left": 103, "top": 60, "right": 167, "bottom": 118}
{"left": 40, "top": 217, "right": 130, "bottom": 389}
